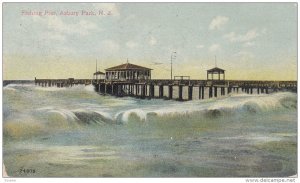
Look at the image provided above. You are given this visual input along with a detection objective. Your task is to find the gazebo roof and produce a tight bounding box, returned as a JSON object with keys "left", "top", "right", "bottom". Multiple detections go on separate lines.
{"left": 93, "top": 71, "right": 105, "bottom": 75}
{"left": 105, "top": 63, "right": 152, "bottom": 71}
{"left": 207, "top": 67, "right": 225, "bottom": 73}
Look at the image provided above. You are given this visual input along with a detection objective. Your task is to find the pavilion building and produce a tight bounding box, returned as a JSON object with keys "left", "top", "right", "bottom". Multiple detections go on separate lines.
{"left": 207, "top": 67, "right": 225, "bottom": 80}
{"left": 93, "top": 71, "right": 105, "bottom": 80}
{"left": 105, "top": 62, "right": 152, "bottom": 81}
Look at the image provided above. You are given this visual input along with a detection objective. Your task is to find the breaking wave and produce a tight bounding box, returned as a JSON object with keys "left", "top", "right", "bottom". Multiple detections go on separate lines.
{"left": 3, "top": 84, "right": 297, "bottom": 138}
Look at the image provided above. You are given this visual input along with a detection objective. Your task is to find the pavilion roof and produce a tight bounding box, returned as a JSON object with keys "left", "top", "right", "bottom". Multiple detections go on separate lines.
{"left": 93, "top": 71, "right": 105, "bottom": 75}
{"left": 105, "top": 63, "right": 152, "bottom": 71}
{"left": 207, "top": 67, "right": 225, "bottom": 73}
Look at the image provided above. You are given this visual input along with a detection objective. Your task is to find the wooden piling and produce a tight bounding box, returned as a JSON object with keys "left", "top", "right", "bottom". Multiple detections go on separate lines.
{"left": 221, "top": 87, "right": 225, "bottom": 95}
{"left": 135, "top": 84, "right": 138, "bottom": 95}
{"left": 188, "top": 85, "right": 193, "bottom": 100}
{"left": 159, "top": 85, "right": 164, "bottom": 98}
{"left": 214, "top": 86, "right": 217, "bottom": 97}
{"left": 145, "top": 85, "right": 148, "bottom": 96}
{"left": 131, "top": 85, "right": 134, "bottom": 95}
{"left": 199, "top": 86, "right": 202, "bottom": 99}
{"left": 104, "top": 84, "right": 107, "bottom": 94}
{"left": 120, "top": 85, "right": 123, "bottom": 95}
{"left": 112, "top": 84, "right": 116, "bottom": 95}
{"left": 227, "top": 87, "right": 231, "bottom": 94}
{"left": 141, "top": 85, "right": 146, "bottom": 99}
{"left": 178, "top": 85, "right": 183, "bottom": 101}
{"left": 168, "top": 85, "right": 173, "bottom": 99}
{"left": 150, "top": 84, "right": 155, "bottom": 98}
{"left": 209, "top": 86, "right": 213, "bottom": 98}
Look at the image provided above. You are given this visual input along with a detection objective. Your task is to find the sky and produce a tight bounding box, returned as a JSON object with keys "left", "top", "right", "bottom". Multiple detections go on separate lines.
{"left": 2, "top": 3, "right": 298, "bottom": 80}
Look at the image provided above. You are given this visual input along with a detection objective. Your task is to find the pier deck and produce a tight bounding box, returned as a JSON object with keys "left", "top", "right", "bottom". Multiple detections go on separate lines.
{"left": 32, "top": 78, "right": 297, "bottom": 101}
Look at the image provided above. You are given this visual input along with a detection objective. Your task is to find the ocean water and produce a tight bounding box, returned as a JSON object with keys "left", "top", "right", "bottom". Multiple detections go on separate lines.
{"left": 3, "top": 84, "right": 297, "bottom": 177}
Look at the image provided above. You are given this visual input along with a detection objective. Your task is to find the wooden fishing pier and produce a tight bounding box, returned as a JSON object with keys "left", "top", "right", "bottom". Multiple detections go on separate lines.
{"left": 34, "top": 77, "right": 92, "bottom": 87}
{"left": 91, "top": 79, "right": 296, "bottom": 101}
{"left": 32, "top": 62, "right": 297, "bottom": 101}
{"left": 33, "top": 78, "right": 297, "bottom": 101}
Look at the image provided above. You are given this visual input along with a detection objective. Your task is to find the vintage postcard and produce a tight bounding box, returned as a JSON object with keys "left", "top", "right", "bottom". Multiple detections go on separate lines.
{"left": 2, "top": 2, "right": 297, "bottom": 180}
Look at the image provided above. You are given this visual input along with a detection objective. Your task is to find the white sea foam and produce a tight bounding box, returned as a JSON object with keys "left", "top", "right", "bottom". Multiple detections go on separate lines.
{"left": 118, "top": 109, "right": 147, "bottom": 124}
{"left": 3, "top": 84, "right": 297, "bottom": 126}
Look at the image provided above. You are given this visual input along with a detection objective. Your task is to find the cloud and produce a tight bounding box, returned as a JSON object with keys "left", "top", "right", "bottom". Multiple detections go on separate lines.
{"left": 224, "top": 29, "right": 259, "bottom": 43}
{"left": 101, "top": 40, "right": 120, "bottom": 52}
{"left": 209, "top": 16, "right": 229, "bottom": 30}
{"left": 243, "top": 41, "right": 255, "bottom": 47}
{"left": 149, "top": 36, "right": 157, "bottom": 45}
{"left": 48, "top": 17, "right": 98, "bottom": 36}
{"left": 124, "top": 14, "right": 136, "bottom": 22}
{"left": 234, "top": 51, "right": 254, "bottom": 59}
{"left": 126, "top": 41, "right": 138, "bottom": 49}
{"left": 209, "top": 44, "right": 221, "bottom": 52}
{"left": 42, "top": 32, "right": 66, "bottom": 42}
{"left": 196, "top": 44, "right": 204, "bottom": 49}
{"left": 261, "top": 28, "right": 267, "bottom": 34}
{"left": 92, "top": 3, "right": 120, "bottom": 16}
{"left": 32, "top": 16, "right": 99, "bottom": 36}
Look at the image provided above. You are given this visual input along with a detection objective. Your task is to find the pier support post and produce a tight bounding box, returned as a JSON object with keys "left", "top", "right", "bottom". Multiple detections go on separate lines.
{"left": 209, "top": 87, "right": 213, "bottom": 98}
{"left": 145, "top": 85, "right": 148, "bottom": 96}
{"left": 214, "top": 86, "right": 218, "bottom": 98}
{"left": 257, "top": 88, "right": 260, "bottom": 94}
{"left": 227, "top": 87, "right": 231, "bottom": 94}
{"left": 168, "top": 85, "right": 173, "bottom": 99}
{"left": 188, "top": 85, "right": 193, "bottom": 100}
{"left": 118, "top": 85, "right": 123, "bottom": 96}
{"left": 149, "top": 84, "right": 155, "bottom": 98}
{"left": 265, "top": 87, "right": 269, "bottom": 94}
{"left": 112, "top": 84, "right": 115, "bottom": 95}
{"left": 221, "top": 87, "right": 225, "bottom": 95}
{"left": 131, "top": 85, "right": 134, "bottom": 95}
{"left": 201, "top": 86, "right": 204, "bottom": 99}
{"left": 159, "top": 85, "right": 164, "bottom": 98}
{"left": 141, "top": 85, "right": 146, "bottom": 99}
{"left": 199, "top": 86, "right": 202, "bottom": 99}
{"left": 101, "top": 83, "right": 104, "bottom": 93}
{"left": 96, "top": 84, "right": 100, "bottom": 92}
{"left": 110, "top": 84, "right": 114, "bottom": 95}
{"left": 178, "top": 85, "right": 183, "bottom": 101}
{"left": 250, "top": 88, "right": 253, "bottom": 94}
{"left": 135, "top": 84, "right": 138, "bottom": 95}
{"left": 104, "top": 84, "right": 107, "bottom": 94}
